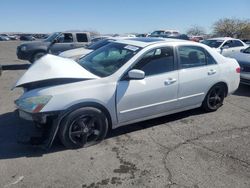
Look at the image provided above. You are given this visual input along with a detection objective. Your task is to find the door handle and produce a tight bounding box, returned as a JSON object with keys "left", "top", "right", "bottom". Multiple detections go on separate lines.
{"left": 164, "top": 78, "right": 177, "bottom": 85}
{"left": 208, "top": 69, "right": 217, "bottom": 75}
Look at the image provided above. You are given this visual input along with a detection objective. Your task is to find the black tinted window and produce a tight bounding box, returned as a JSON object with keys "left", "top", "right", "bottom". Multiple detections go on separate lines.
{"left": 58, "top": 33, "right": 73, "bottom": 43}
{"left": 134, "top": 47, "right": 174, "bottom": 76}
{"left": 223, "top": 40, "right": 233, "bottom": 48}
{"left": 232, "top": 40, "right": 244, "bottom": 47}
{"left": 178, "top": 46, "right": 206, "bottom": 68}
{"left": 76, "top": 33, "right": 88, "bottom": 42}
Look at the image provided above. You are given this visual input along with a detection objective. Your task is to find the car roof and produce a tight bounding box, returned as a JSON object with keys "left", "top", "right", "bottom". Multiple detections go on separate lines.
{"left": 114, "top": 37, "right": 187, "bottom": 47}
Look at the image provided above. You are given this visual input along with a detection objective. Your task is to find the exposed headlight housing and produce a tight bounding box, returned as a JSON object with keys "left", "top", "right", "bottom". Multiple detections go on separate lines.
{"left": 20, "top": 45, "right": 27, "bottom": 51}
{"left": 15, "top": 95, "right": 52, "bottom": 113}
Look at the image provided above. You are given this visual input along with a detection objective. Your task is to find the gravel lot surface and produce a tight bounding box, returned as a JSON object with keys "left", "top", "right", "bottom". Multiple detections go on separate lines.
{"left": 0, "top": 41, "right": 250, "bottom": 188}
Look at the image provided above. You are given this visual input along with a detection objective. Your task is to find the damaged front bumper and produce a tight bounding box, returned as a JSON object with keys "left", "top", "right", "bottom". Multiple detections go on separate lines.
{"left": 17, "top": 109, "right": 61, "bottom": 149}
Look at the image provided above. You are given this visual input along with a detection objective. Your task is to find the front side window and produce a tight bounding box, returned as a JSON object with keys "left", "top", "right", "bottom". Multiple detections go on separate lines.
{"left": 133, "top": 47, "right": 174, "bottom": 76}
{"left": 58, "top": 33, "right": 73, "bottom": 43}
{"left": 78, "top": 42, "right": 141, "bottom": 77}
{"left": 178, "top": 46, "right": 207, "bottom": 68}
{"left": 223, "top": 40, "right": 233, "bottom": 48}
{"left": 76, "top": 33, "right": 88, "bottom": 42}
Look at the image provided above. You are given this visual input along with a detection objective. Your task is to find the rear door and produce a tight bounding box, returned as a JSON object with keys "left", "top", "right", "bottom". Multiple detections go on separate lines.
{"left": 50, "top": 33, "right": 75, "bottom": 55}
{"left": 116, "top": 46, "right": 179, "bottom": 123}
{"left": 177, "top": 45, "right": 220, "bottom": 107}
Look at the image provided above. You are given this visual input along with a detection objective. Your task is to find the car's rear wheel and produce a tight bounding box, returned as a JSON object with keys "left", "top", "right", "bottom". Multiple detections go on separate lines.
{"left": 202, "top": 83, "right": 226, "bottom": 112}
{"left": 30, "top": 52, "right": 46, "bottom": 63}
{"left": 59, "top": 107, "right": 108, "bottom": 149}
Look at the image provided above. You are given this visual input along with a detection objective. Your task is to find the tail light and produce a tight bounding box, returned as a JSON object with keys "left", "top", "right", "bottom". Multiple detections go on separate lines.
{"left": 236, "top": 67, "right": 241, "bottom": 73}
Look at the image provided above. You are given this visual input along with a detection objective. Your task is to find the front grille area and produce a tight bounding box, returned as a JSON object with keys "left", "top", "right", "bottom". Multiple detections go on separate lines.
{"left": 241, "top": 65, "right": 250, "bottom": 73}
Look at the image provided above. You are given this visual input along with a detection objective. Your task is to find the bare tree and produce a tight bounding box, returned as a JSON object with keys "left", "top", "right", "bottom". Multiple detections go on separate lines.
{"left": 213, "top": 18, "right": 250, "bottom": 38}
{"left": 186, "top": 25, "right": 206, "bottom": 36}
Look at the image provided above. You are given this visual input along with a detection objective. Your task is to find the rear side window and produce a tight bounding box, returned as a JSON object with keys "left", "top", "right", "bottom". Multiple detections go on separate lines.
{"left": 133, "top": 47, "right": 174, "bottom": 76}
{"left": 232, "top": 40, "right": 244, "bottom": 47}
{"left": 76, "top": 33, "right": 88, "bottom": 42}
{"left": 178, "top": 46, "right": 217, "bottom": 68}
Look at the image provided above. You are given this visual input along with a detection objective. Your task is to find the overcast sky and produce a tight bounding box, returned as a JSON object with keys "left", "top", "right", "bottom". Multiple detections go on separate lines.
{"left": 0, "top": 0, "right": 250, "bottom": 34}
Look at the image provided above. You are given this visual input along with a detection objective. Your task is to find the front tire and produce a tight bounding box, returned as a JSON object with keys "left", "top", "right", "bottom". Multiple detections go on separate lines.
{"left": 30, "top": 52, "right": 46, "bottom": 63}
{"left": 59, "top": 107, "right": 108, "bottom": 149}
{"left": 202, "top": 83, "right": 226, "bottom": 112}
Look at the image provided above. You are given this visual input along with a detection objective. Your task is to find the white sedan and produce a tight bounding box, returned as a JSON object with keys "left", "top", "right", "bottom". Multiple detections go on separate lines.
{"left": 14, "top": 38, "right": 240, "bottom": 149}
{"left": 201, "top": 37, "right": 248, "bottom": 57}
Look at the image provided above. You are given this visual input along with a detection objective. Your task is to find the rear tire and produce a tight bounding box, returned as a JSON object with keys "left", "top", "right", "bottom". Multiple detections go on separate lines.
{"left": 202, "top": 83, "right": 226, "bottom": 112}
{"left": 59, "top": 107, "right": 108, "bottom": 149}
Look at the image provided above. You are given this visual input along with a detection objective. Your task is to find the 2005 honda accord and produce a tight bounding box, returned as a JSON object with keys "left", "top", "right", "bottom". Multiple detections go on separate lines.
{"left": 14, "top": 38, "right": 240, "bottom": 149}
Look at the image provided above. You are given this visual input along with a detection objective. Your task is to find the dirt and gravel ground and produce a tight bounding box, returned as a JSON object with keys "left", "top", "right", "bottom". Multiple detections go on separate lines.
{"left": 0, "top": 41, "right": 249, "bottom": 188}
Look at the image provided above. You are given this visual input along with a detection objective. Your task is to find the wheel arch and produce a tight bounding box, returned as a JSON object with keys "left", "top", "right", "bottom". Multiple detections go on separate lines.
{"left": 60, "top": 102, "right": 113, "bottom": 130}
{"left": 215, "top": 81, "right": 228, "bottom": 97}
{"left": 30, "top": 49, "right": 48, "bottom": 61}
{"left": 46, "top": 101, "right": 113, "bottom": 149}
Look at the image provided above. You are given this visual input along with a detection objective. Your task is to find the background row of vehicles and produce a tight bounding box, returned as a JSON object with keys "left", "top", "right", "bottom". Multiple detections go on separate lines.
{"left": 2, "top": 30, "right": 250, "bottom": 85}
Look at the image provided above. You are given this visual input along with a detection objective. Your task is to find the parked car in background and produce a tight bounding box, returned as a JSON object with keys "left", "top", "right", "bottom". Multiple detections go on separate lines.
{"left": 201, "top": 37, "right": 248, "bottom": 57}
{"left": 149, "top": 30, "right": 179, "bottom": 38}
{"left": 59, "top": 37, "right": 129, "bottom": 60}
{"left": 59, "top": 38, "right": 116, "bottom": 60}
{"left": 17, "top": 32, "right": 92, "bottom": 63}
{"left": 0, "top": 35, "right": 10, "bottom": 41}
{"left": 19, "top": 35, "right": 36, "bottom": 41}
{"left": 136, "top": 33, "right": 148, "bottom": 37}
{"left": 165, "top": 34, "right": 189, "bottom": 40}
{"left": 190, "top": 36, "right": 204, "bottom": 42}
{"left": 14, "top": 38, "right": 240, "bottom": 149}
{"left": 228, "top": 46, "right": 250, "bottom": 85}
{"left": 0, "top": 34, "right": 18, "bottom": 40}
{"left": 242, "top": 39, "right": 250, "bottom": 45}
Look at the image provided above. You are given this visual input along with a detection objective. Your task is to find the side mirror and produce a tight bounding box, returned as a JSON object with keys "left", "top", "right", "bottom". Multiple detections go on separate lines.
{"left": 127, "top": 69, "right": 145, "bottom": 80}
{"left": 240, "top": 49, "right": 245, "bottom": 53}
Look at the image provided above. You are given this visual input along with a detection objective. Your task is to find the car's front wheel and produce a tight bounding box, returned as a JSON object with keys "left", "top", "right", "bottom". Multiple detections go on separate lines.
{"left": 30, "top": 52, "right": 46, "bottom": 63}
{"left": 58, "top": 107, "right": 109, "bottom": 149}
{"left": 202, "top": 83, "right": 226, "bottom": 112}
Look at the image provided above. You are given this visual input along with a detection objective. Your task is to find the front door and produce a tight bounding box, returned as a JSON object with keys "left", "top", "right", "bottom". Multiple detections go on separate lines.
{"left": 116, "top": 47, "right": 179, "bottom": 123}
{"left": 50, "top": 33, "right": 75, "bottom": 55}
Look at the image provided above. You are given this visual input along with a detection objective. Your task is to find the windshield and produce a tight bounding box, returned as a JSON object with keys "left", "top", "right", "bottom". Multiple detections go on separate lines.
{"left": 201, "top": 40, "right": 223, "bottom": 48}
{"left": 87, "top": 39, "right": 113, "bottom": 50}
{"left": 44, "top": 32, "right": 61, "bottom": 42}
{"left": 151, "top": 31, "right": 165, "bottom": 35}
{"left": 243, "top": 47, "right": 250, "bottom": 53}
{"left": 78, "top": 42, "right": 141, "bottom": 77}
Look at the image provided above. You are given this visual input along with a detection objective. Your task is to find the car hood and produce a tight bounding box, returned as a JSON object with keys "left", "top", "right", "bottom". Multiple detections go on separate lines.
{"left": 20, "top": 41, "right": 50, "bottom": 47}
{"left": 59, "top": 48, "right": 93, "bottom": 59}
{"left": 15, "top": 54, "right": 98, "bottom": 88}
